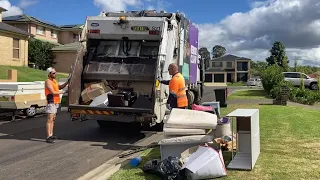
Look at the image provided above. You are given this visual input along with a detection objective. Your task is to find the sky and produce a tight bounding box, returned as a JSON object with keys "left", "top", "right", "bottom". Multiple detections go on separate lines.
{"left": 1, "top": 0, "right": 320, "bottom": 66}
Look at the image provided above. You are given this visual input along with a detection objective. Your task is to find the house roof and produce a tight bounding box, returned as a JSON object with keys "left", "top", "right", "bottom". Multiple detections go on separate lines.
{"left": 34, "top": 37, "right": 62, "bottom": 46}
{"left": 0, "top": 22, "right": 32, "bottom": 37}
{"left": 60, "top": 24, "right": 84, "bottom": 29}
{"left": 51, "top": 42, "right": 81, "bottom": 51}
{"left": 212, "top": 54, "right": 251, "bottom": 61}
{"left": 3, "top": 14, "right": 60, "bottom": 30}
{"left": 0, "top": 7, "right": 7, "bottom": 12}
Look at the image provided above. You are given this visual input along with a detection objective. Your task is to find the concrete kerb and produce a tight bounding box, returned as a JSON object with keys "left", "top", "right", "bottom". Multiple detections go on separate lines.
{"left": 77, "top": 132, "right": 163, "bottom": 180}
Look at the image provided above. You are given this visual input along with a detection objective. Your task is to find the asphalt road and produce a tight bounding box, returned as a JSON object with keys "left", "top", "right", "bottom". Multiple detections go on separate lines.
{"left": 0, "top": 112, "right": 155, "bottom": 180}
{"left": 0, "top": 85, "right": 246, "bottom": 180}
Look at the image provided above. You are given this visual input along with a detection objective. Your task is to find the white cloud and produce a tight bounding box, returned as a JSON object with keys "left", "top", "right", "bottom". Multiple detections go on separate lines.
{"left": 93, "top": 0, "right": 169, "bottom": 12}
{"left": 197, "top": 0, "right": 320, "bottom": 65}
{"left": 19, "top": 0, "right": 39, "bottom": 8}
{"left": 0, "top": 0, "right": 23, "bottom": 17}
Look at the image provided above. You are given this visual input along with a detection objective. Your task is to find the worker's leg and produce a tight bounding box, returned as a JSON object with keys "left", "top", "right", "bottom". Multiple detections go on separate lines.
{"left": 51, "top": 104, "right": 59, "bottom": 139}
{"left": 45, "top": 104, "right": 55, "bottom": 143}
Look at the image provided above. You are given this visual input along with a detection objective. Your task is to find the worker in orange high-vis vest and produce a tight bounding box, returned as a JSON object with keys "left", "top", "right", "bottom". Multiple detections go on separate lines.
{"left": 45, "top": 67, "right": 69, "bottom": 143}
{"left": 160, "top": 63, "right": 188, "bottom": 109}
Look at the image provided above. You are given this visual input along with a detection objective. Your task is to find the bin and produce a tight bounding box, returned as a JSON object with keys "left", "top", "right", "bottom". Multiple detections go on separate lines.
{"left": 214, "top": 88, "right": 227, "bottom": 107}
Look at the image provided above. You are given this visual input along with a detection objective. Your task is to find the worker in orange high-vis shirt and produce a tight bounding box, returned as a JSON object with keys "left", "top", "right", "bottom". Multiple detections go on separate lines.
{"left": 160, "top": 63, "right": 188, "bottom": 109}
{"left": 44, "top": 67, "right": 69, "bottom": 143}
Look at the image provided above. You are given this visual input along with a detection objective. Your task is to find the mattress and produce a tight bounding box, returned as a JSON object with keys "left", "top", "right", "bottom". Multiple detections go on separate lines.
{"left": 166, "top": 108, "right": 217, "bottom": 129}
{"left": 163, "top": 124, "right": 207, "bottom": 136}
{"left": 158, "top": 134, "right": 214, "bottom": 145}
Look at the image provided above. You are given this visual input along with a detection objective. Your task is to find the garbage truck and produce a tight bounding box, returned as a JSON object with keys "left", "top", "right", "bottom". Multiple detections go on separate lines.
{"left": 68, "top": 10, "right": 205, "bottom": 131}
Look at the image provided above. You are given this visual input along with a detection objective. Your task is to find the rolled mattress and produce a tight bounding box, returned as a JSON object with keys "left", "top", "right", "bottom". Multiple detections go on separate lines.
{"left": 158, "top": 134, "right": 214, "bottom": 145}
{"left": 163, "top": 124, "right": 207, "bottom": 136}
{"left": 166, "top": 108, "right": 217, "bottom": 129}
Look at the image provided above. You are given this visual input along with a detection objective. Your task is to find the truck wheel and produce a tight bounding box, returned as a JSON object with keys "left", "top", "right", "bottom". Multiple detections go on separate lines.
{"left": 187, "top": 90, "right": 195, "bottom": 108}
{"left": 310, "top": 83, "right": 318, "bottom": 90}
{"left": 96, "top": 120, "right": 114, "bottom": 129}
{"left": 24, "top": 106, "right": 37, "bottom": 117}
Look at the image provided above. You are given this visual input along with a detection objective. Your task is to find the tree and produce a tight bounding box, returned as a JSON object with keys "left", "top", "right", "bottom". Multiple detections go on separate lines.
{"left": 250, "top": 61, "right": 268, "bottom": 76}
{"left": 28, "top": 38, "right": 55, "bottom": 70}
{"left": 199, "top": 47, "right": 211, "bottom": 69}
{"left": 265, "top": 41, "right": 289, "bottom": 71}
{"left": 212, "top": 45, "right": 226, "bottom": 58}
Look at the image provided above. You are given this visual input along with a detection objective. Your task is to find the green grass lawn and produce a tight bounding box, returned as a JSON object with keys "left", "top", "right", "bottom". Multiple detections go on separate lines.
{"left": 227, "top": 82, "right": 245, "bottom": 86}
{"left": 0, "top": 66, "right": 67, "bottom": 82}
{"left": 109, "top": 103, "right": 320, "bottom": 180}
{"left": 228, "top": 89, "right": 269, "bottom": 100}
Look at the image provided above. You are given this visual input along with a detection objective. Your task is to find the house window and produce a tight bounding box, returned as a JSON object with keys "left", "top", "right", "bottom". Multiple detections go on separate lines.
{"left": 36, "top": 26, "right": 45, "bottom": 35}
{"left": 212, "top": 62, "right": 223, "bottom": 68}
{"left": 73, "top": 34, "right": 79, "bottom": 40}
{"left": 13, "top": 38, "right": 20, "bottom": 59}
{"left": 227, "top": 62, "right": 233, "bottom": 68}
{"left": 51, "top": 30, "right": 57, "bottom": 38}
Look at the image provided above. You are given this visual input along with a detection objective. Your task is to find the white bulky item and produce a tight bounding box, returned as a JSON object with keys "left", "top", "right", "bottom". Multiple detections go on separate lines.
{"left": 214, "top": 123, "right": 232, "bottom": 138}
{"left": 182, "top": 146, "right": 227, "bottom": 180}
{"left": 163, "top": 124, "right": 207, "bottom": 136}
{"left": 158, "top": 134, "right": 214, "bottom": 145}
{"left": 89, "top": 91, "right": 112, "bottom": 107}
{"left": 166, "top": 108, "right": 217, "bottom": 129}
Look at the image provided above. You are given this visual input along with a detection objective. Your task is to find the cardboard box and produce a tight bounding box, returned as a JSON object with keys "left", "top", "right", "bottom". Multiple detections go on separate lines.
{"left": 81, "top": 82, "right": 107, "bottom": 103}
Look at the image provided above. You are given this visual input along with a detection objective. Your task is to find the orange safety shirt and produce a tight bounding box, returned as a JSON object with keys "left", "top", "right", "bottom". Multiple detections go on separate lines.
{"left": 169, "top": 73, "right": 188, "bottom": 107}
{"left": 45, "top": 79, "right": 60, "bottom": 104}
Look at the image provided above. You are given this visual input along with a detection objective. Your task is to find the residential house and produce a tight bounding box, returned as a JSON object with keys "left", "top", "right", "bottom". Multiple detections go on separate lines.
{"left": 51, "top": 42, "right": 82, "bottom": 73}
{"left": 205, "top": 54, "right": 251, "bottom": 83}
{"left": 0, "top": 8, "right": 32, "bottom": 67}
{"left": 3, "top": 14, "right": 83, "bottom": 72}
{"left": 2, "top": 15, "right": 83, "bottom": 45}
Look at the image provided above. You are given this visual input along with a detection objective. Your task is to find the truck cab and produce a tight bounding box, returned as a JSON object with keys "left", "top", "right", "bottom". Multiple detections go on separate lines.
{"left": 68, "top": 10, "right": 204, "bottom": 131}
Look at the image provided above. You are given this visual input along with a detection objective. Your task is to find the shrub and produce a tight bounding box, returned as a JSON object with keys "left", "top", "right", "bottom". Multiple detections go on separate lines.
{"left": 261, "top": 65, "right": 284, "bottom": 94}
{"left": 28, "top": 38, "right": 55, "bottom": 70}
{"left": 290, "top": 88, "right": 319, "bottom": 105}
{"left": 270, "top": 80, "right": 293, "bottom": 99}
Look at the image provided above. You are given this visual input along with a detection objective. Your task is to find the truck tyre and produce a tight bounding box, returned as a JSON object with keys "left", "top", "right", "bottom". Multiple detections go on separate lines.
{"left": 24, "top": 106, "right": 37, "bottom": 117}
{"left": 310, "top": 83, "right": 318, "bottom": 90}
{"left": 97, "top": 120, "right": 114, "bottom": 129}
{"left": 187, "top": 90, "right": 195, "bottom": 108}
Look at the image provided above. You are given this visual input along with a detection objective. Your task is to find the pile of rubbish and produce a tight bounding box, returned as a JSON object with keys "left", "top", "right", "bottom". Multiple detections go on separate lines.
{"left": 140, "top": 108, "right": 235, "bottom": 180}
{"left": 79, "top": 81, "right": 151, "bottom": 109}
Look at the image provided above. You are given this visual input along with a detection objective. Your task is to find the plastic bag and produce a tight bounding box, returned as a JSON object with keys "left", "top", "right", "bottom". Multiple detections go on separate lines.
{"left": 142, "top": 156, "right": 184, "bottom": 180}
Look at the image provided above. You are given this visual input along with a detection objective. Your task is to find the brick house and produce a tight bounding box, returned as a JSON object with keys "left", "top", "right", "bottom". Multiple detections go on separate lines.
{"left": 205, "top": 54, "right": 251, "bottom": 83}
{"left": 0, "top": 7, "right": 32, "bottom": 67}
{"left": 2, "top": 13, "right": 83, "bottom": 71}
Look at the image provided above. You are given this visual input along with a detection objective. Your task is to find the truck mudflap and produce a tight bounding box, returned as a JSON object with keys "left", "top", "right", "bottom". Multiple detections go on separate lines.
{"left": 68, "top": 104, "right": 153, "bottom": 114}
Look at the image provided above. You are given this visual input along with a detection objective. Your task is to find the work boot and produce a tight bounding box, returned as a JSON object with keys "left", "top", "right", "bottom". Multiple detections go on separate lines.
{"left": 46, "top": 136, "right": 55, "bottom": 143}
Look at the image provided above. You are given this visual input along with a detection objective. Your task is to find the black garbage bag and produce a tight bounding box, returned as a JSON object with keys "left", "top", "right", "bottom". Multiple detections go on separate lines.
{"left": 141, "top": 156, "right": 184, "bottom": 180}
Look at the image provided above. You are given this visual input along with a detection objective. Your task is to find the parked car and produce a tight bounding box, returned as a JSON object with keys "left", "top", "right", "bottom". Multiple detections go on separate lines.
{"left": 247, "top": 78, "right": 262, "bottom": 86}
{"left": 283, "top": 72, "right": 318, "bottom": 90}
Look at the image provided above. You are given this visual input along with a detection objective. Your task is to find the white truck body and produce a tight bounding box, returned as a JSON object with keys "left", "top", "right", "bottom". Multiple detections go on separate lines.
{"left": 68, "top": 11, "right": 205, "bottom": 128}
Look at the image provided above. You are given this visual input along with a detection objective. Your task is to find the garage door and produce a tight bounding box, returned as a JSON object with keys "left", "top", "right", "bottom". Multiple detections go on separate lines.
{"left": 214, "top": 74, "right": 225, "bottom": 82}
{"left": 205, "top": 74, "right": 213, "bottom": 82}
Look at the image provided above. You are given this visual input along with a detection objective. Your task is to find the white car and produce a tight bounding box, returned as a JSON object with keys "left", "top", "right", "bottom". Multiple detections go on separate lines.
{"left": 283, "top": 72, "right": 318, "bottom": 90}
{"left": 247, "top": 78, "right": 262, "bottom": 86}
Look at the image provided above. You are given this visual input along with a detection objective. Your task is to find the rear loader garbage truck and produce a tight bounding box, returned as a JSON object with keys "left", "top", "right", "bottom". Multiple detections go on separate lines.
{"left": 67, "top": 10, "right": 205, "bottom": 132}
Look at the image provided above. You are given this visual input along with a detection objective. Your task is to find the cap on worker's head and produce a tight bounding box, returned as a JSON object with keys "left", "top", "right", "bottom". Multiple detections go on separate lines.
{"left": 46, "top": 67, "right": 54, "bottom": 74}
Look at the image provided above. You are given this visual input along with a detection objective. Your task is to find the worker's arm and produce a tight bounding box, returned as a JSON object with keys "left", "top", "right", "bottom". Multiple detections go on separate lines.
{"left": 45, "top": 80, "right": 62, "bottom": 95}
{"left": 167, "top": 78, "right": 179, "bottom": 108}
{"left": 160, "top": 80, "right": 170, "bottom": 85}
{"left": 59, "top": 79, "right": 69, "bottom": 90}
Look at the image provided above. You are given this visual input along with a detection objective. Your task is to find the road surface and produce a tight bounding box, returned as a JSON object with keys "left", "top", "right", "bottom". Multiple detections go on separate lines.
{"left": 0, "top": 112, "right": 155, "bottom": 180}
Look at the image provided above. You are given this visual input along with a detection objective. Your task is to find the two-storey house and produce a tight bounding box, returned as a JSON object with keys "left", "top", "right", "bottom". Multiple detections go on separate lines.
{"left": 0, "top": 8, "right": 32, "bottom": 67}
{"left": 205, "top": 54, "right": 251, "bottom": 83}
{"left": 2, "top": 15, "right": 83, "bottom": 45}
